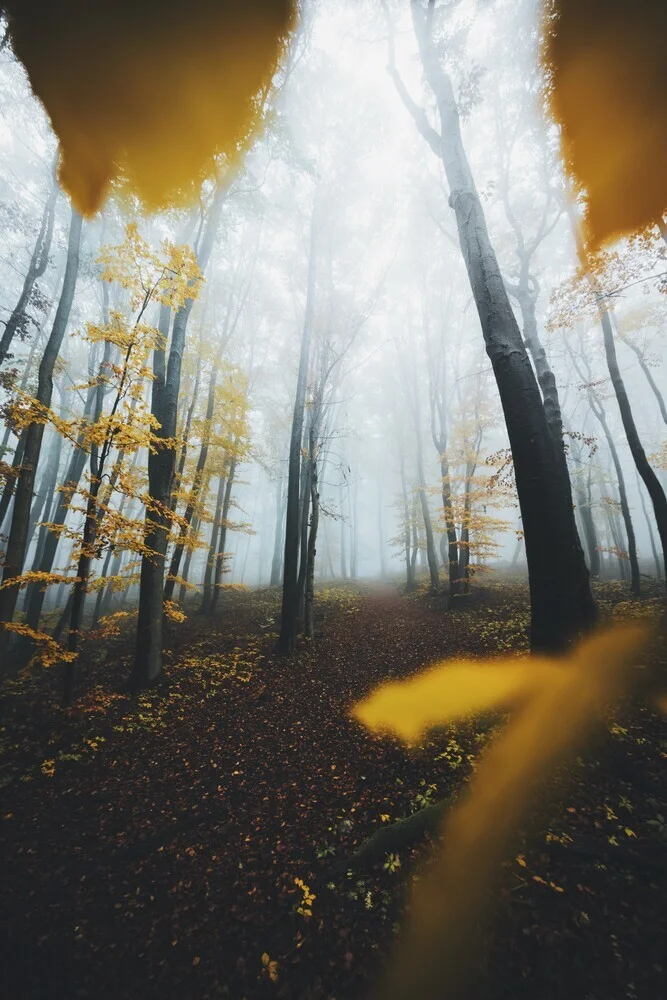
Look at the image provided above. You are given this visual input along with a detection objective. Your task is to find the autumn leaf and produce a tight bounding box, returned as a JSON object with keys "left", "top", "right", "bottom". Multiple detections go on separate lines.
{"left": 352, "top": 625, "right": 650, "bottom": 1000}
{"left": 544, "top": 0, "right": 667, "bottom": 247}
{"left": 3, "top": 0, "right": 296, "bottom": 215}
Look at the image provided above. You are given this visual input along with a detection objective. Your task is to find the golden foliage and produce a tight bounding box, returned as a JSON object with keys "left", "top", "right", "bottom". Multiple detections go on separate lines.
{"left": 4, "top": 0, "right": 295, "bottom": 215}
{"left": 544, "top": 0, "right": 667, "bottom": 246}
{"left": 352, "top": 625, "right": 651, "bottom": 1000}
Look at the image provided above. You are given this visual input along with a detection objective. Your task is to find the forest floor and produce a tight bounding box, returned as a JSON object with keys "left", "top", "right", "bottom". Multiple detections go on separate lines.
{"left": 1, "top": 578, "right": 666, "bottom": 1000}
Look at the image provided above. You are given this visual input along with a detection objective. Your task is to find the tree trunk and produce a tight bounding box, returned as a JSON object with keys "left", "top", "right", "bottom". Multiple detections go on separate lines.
{"left": 340, "top": 484, "right": 348, "bottom": 579}
{"left": 270, "top": 477, "right": 285, "bottom": 587}
{"left": 636, "top": 469, "right": 661, "bottom": 580}
{"left": 164, "top": 367, "right": 217, "bottom": 602}
{"left": 277, "top": 202, "right": 317, "bottom": 653}
{"left": 206, "top": 456, "right": 237, "bottom": 616}
{"left": 599, "top": 309, "right": 667, "bottom": 580}
{"left": 413, "top": 403, "right": 439, "bottom": 591}
{"left": 23, "top": 382, "right": 96, "bottom": 632}
{"left": 296, "top": 451, "right": 311, "bottom": 622}
{"left": 396, "top": 1, "right": 596, "bottom": 651}
{"left": 0, "top": 171, "right": 58, "bottom": 367}
{"left": 350, "top": 478, "right": 359, "bottom": 579}
{"left": 23, "top": 424, "right": 63, "bottom": 572}
{"left": 567, "top": 434, "right": 601, "bottom": 578}
{"left": 178, "top": 513, "right": 200, "bottom": 603}
{"left": 62, "top": 482, "right": 100, "bottom": 706}
{"left": 400, "top": 458, "right": 416, "bottom": 592}
{"left": 200, "top": 473, "right": 226, "bottom": 612}
{"left": 586, "top": 391, "right": 640, "bottom": 595}
{"left": 132, "top": 181, "right": 227, "bottom": 689}
{"left": 0, "top": 427, "right": 28, "bottom": 533}
{"left": 304, "top": 462, "right": 319, "bottom": 638}
{"left": 0, "top": 206, "right": 82, "bottom": 628}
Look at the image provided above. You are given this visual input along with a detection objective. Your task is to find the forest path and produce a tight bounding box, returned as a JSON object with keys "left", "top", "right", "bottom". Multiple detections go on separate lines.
{"left": 1, "top": 581, "right": 665, "bottom": 1000}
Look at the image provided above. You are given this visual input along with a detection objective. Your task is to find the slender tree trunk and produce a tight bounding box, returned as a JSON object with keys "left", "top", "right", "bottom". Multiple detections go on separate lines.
{"left": 164, "top": 367, "right": 217, "bottom": 601}
{"left": 0, "top": 427, "right": 28, "bottom": 533}
{"left": 200, "top": 473, "right": 226, "bottom": 612}
{"left": 350, "top": 478, "right": 359, "bottom": 579}
{"left": 0, "top": 206, "right": 82, "bottom": 628}
{"left": 400, "top": 458, "right": 415, "bottom": 592}
{"left": 377, "top": 479, "right": 388, "bottom": 579}
{"left": 340, "top": 484, "right": 348, "bottom": 579}
{"left": 277, "top": 202, "right": 318, "bottom": 653}
{"left": 62, "top": 482, "right": 100, "bottom": 705}
{"left": 439, "top": 456, "right": 459, "bottom": 597}
{"left": 566, "top": 433, "right": 601, "bottom": 578}
{"left": 23, "top": 383, "right": 96, "bottom": 631}
{"left": 178, "top": 513, "right": 200, "bottom": 603}
{"left": 296, "top": 452, "right": 311, "bottom": 622}
{"left": 636, "top": 469, "right": 662, "bottom": 580}
{"left": 599, "top": 309, "right": 667, "bottom": 580}
{"left": 23, "top": 425, "right": 63, "bottom": 572}
{"left": 0, "top": 171, "right": 58, "bottom": 367}
{"left": 304, "top": 460, "right": 319, "bottom": 638}
{"left": 413, "top": 406, "right": 439, "bottom": 591}
{"left": 132, "top": 181, "right": 227, "bottom": 688}
{"left": 618, "top": 329, "right": 667, "bottom": 427}
{"left": 586, "top": 392, "right": 640, "bottom": 595}
{"left": 270, "top": 477, "right": 285, "bottom": 587}
{"left": 206, "top": 456, "right": 237, "bottom": 616}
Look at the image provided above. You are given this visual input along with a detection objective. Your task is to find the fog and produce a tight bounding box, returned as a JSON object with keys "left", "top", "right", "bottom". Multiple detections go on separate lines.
{"left": 1, "top": 0, "right": 665, "bottom": 634}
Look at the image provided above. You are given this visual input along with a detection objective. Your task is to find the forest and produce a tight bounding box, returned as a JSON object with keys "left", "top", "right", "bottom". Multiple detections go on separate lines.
{"left": 0, "top": 1, "right": 665, "bottom": 998}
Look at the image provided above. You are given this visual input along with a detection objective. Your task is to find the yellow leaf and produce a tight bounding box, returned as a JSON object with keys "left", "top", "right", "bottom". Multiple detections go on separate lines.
{"left": 5, "top": 1, "right": 296, "bottom": 215}
{"left": 543, "top": 0, "right": 667, "bottom": 247}
{"left": 354, "top": 625, "right": 649, "bottom": 1000}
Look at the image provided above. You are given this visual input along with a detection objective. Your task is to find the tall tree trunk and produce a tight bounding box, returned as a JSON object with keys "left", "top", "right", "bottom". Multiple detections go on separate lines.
{"left": 23, "top": 424, "right": 63, "bottom": 572}
{"left": 584, "top": 389, "right": 640, "bottom": 596}
{"left": 617, "top": 327, "right": 667, "bottom": 427}
{"left": 0, "top": 171, "right": 58, "bottom": 367}
{"left": 178, "top": 513, "right": 200, "bottom": 603}
{"left": 304, "top": 458, "right": 319, "bottom": 638}
{"left": 23, "top": 382, "right": 96, "bottom": 631}
{"left": 164, "top": 367, "right": 217, "bottom": 601}
{"left": 340, "top": 483, "right": 348, "bottom": 580}
{"left": 270, "top": 477, "right": 285, "bottom": 587}
{"left": 350, "top": 478, "right": 359, "bottom": 580}
{"left": 567, "top": 435, "right": 601, "bottom": 579}
{"left": 0, "top": 427, "right": 28, "bottom": 533}
{"left": 206, "top": 456, "right": 237, "bottom": 616}
{"left": 62, "top": 481, "right": 100, "bottom": 705}
{"left": 636, "top": 469, "right": 661, "bottom": 580}
{"left": 0, "top": 206, "right": 82, "bottom": 628}
{"left": 132, "top": 181, "right": 226, "bottom": 689}
{"left": 200, "top": 473, "right": 226, "bottom": 612}
{"left": 599, "top": 309, "right": 667, "bottom": 580}
{"left": 296, "top": 452, "right": 311, "bottom": 622}
{"left": 413, "top": 404, "right": 439, "bottom": 591}
{"left": 277, "top": 202, "right": 317, "bottom": 653}
{"left": 391, "top": 1, "right": 596, "bottom": 651}
{"left": 400, "top": 457, "right": 416, "bottom": 592}
{"left": 377, "top": 479, "right": 388, "bottom": 579}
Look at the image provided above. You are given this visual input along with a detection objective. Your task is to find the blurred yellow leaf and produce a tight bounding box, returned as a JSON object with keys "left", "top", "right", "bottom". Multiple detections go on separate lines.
{"left": 4, "top": 0, "right": 295, "bottom": 215}
{"left": 353, "top": 624, "right": 650, "bottom": 1000}
{"left": 544, "top": 0, "right": 667, "bottom": 246}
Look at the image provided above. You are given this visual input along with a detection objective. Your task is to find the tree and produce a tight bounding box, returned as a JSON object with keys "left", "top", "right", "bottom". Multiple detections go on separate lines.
{"left": 0, "top": 203, "right": 82, "bottom": 632}
{"left": 0, "top": 167, "right": 58, "bottom": 368}
{"left": 383, "top": 0, "right": 596, "bottom": 651}
{"left": 276, "top": 194, "right": 318, "bottom": 654}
